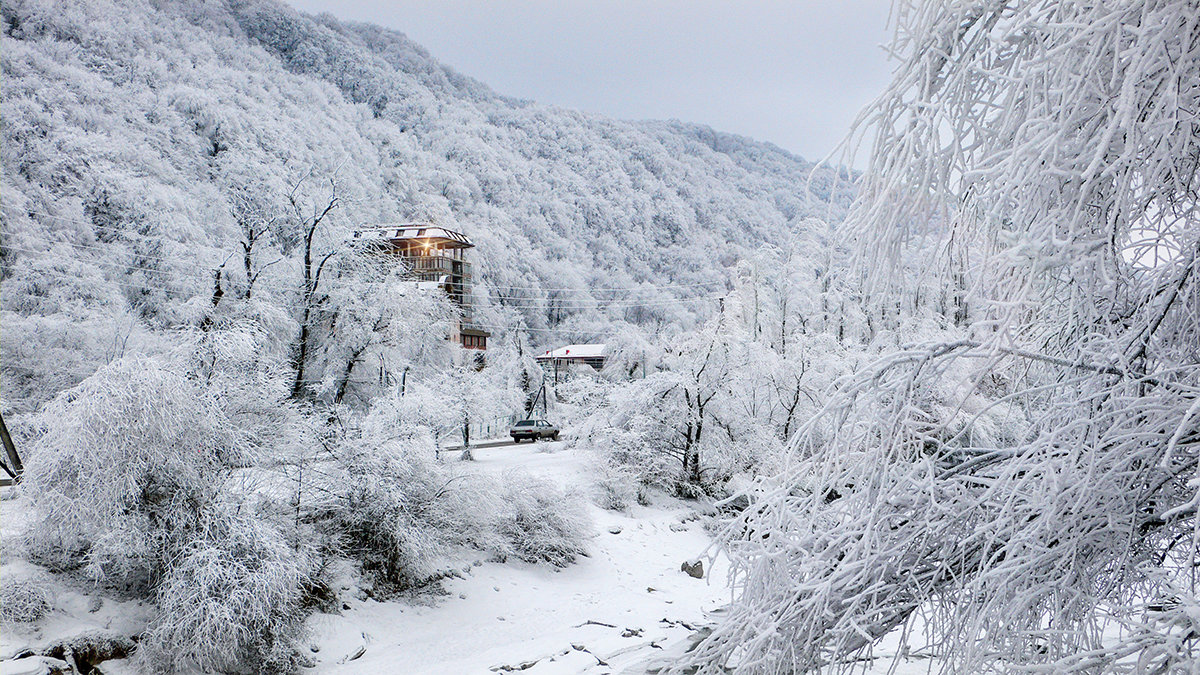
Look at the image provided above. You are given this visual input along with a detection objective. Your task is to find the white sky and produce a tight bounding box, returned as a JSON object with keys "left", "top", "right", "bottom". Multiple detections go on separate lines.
{"left": 286, "top": 0, "right": 897, "bottom": 164}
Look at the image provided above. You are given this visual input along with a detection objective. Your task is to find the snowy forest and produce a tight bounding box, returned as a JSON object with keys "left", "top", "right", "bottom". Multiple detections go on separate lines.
{"left": 1, "top": 0, "right": 1197, "bottom": 673}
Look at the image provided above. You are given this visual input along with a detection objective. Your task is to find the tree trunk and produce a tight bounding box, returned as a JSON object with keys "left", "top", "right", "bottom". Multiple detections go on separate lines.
{"left": 291, "top": 312, "right": 311, "bottom": 398}
{"left": 288, "top": 179, "right": 338, "bottom": 400}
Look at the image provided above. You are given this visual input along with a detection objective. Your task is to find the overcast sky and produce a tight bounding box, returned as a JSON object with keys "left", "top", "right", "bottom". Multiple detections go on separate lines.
{"left": 286, "top": 1, "right": 897, "bottom": 164}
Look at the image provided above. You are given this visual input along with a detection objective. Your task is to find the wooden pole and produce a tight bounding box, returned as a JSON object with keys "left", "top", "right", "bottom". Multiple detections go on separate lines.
{"left": 0, "top": 411, "right": 23, "bottom": 486}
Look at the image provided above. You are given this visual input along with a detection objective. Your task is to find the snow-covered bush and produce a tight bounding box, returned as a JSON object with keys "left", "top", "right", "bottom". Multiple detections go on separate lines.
{"left": 311, "top": 426, "right": 501, "bottom": 589}
{"left": 587, "top": 456, "right": 643, "bottom": 511}
{"left": 585, "top": 380, "right": 685, "bottom": 496}
{"left": 139, "top": 505, "right": 310, "bottom": 674}
{"left": 20, "top": 355, "right": 239, "bottom": 593}
{"left": 0, "top": 576, "right": 52, "bottom": 624}
{"left": 314, "top": 423, "right": 594, "bottom": 582}
{"left": 496, "top": 470, "right": 591, "bottom": 567}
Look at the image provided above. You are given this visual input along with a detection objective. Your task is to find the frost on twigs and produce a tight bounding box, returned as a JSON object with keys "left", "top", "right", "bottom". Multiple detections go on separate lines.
{"left": 138, "top": 505, "right": 310, "bottom": 674}
{"left": 680, "top": 0, "right": 1200, "bottom": 671}
{"left": 0, "top": 576, "right": 52, "bottom": 624}
{"left": 681, "top": 341, "right": 1199, "bottom": 673}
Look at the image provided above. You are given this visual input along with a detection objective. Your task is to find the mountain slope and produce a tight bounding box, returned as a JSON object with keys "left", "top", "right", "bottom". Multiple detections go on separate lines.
{"left": 0, "top": 0, "right": 852, "bottom": 409}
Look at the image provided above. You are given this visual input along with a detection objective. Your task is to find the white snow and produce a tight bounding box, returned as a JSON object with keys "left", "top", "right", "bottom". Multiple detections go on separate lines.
{"left": 0, "top": 492, "right": 155, "bottom": 665}
{"left": 297, "top": 443, "right": 954, "bottom": 675}
{"left": 2, "top": 445, "right": 946, "bottom": 675}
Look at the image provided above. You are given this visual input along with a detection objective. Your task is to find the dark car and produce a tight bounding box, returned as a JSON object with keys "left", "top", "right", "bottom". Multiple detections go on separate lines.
{"left": 509, "top": 419, "right": 560, "bottom": 443}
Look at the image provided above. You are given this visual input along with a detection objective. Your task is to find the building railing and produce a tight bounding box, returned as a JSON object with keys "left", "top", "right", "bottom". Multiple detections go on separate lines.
{"left": 407, "top": 256, "right": 472, "bottom": 279}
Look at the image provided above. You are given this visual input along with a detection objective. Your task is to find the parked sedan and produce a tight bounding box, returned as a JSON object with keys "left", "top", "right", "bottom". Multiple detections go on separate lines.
{"left": 510, "top": 419, "right": 560, "bottom": 443}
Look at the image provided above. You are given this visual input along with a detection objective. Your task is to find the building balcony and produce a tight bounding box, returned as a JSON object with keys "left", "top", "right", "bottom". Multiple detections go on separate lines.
{"left": 406, "top": 255, "right": 472, "bottom": 279}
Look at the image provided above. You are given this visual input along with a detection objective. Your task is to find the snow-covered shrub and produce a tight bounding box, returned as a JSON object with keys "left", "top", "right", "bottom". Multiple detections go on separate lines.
{"left": 1121, "top": 581, "right": 1200, "bottom": 674}
{"left": 20, "top": 355, "right": 239, "bottom": 593}
{"left": 17, "top": 346, "right": 318, "bottom": 673}
{"left": 139, "top": 505, "right": 310, "bottom": 674}
{"left": 583, "top": 373, "right": 698, "bottom": 495}
{"left": 0, "top": 576, "right": 52, "bottom": 624}
{"left": 586, "top": 456, "right": 643, "bottom": 511}
{"left": 496, "top": 470, "right": 591, "bottom": 567}
{"left": 704, "top": 424, "right": 788, "bottom": 490}
{"left": 312, "top": 426, "right": 501, "bottom": 589}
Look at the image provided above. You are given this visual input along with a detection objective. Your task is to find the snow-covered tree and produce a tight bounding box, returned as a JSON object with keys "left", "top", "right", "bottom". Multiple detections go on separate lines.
{"left": 684, "top": 1, "right": 1200, "bottom": 672}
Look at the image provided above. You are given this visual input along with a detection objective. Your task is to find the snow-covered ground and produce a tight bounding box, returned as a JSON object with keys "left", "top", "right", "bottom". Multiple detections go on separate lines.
{"left": 304, "top": 440, "right": 732, "bottom": 674}
{"left": 0, "top": 441, "right": 734, "bottom": 674}
{"left": 2, "top": 441, "right": 944, "bottom": 675}
{"left": 0, "top": 491, "right": 148, "bottom": 674}
{"left": 299, "top": 442, "right": 949, "bottom": 675}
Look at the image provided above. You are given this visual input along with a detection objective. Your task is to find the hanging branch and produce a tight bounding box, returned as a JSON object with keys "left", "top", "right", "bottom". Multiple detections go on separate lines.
{"left": 683, "top": 3, "right": 1200, "bottom": 673}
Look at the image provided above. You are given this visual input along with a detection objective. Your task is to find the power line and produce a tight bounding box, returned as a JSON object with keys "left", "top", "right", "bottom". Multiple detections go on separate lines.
{"left": 5, "top": 245, "right": 213, "bottom": 284}
{"left": 465, "top": 324, "right": 612, "bottom": 335}
{"left": 15, "top": 232, "right": 723, "bottom": 299}
{"left": 7, "top": 210, "right": 227, "bottom": 245}
{"left": 6, "top": 268, "right": 722, "bottom": 340}
{"left": 476, "top": 279, "right": 727, "bottom": 293}
{"left": 10, "top": 237, "right": 232, "bottom": 273}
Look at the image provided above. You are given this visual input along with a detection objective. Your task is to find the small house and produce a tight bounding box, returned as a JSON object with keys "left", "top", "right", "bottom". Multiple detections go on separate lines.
{"left": 535, "top": 343, "right": 607, "bottom": 382}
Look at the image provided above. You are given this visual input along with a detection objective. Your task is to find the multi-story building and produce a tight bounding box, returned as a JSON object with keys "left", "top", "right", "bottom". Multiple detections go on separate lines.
{"left": 354, "top": 224, "right": 490, "bottom": 353}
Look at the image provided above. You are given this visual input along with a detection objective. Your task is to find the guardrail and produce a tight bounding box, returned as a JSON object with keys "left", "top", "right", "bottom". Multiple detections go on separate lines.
{"left": 433, "top": 413, "right": 524, "bottom": 448}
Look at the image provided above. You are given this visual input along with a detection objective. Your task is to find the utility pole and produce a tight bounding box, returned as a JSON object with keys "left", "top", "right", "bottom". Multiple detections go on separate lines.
{"left": 525, "top": 375, "right": 550, "bottom": 420}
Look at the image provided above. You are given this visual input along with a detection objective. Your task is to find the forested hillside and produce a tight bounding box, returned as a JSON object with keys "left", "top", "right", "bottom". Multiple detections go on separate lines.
{"left": 0, "top": 5, "right": 861, "bottom": 669}
{"left": 1, "top": 0, "right": 851, "bottom": 412}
